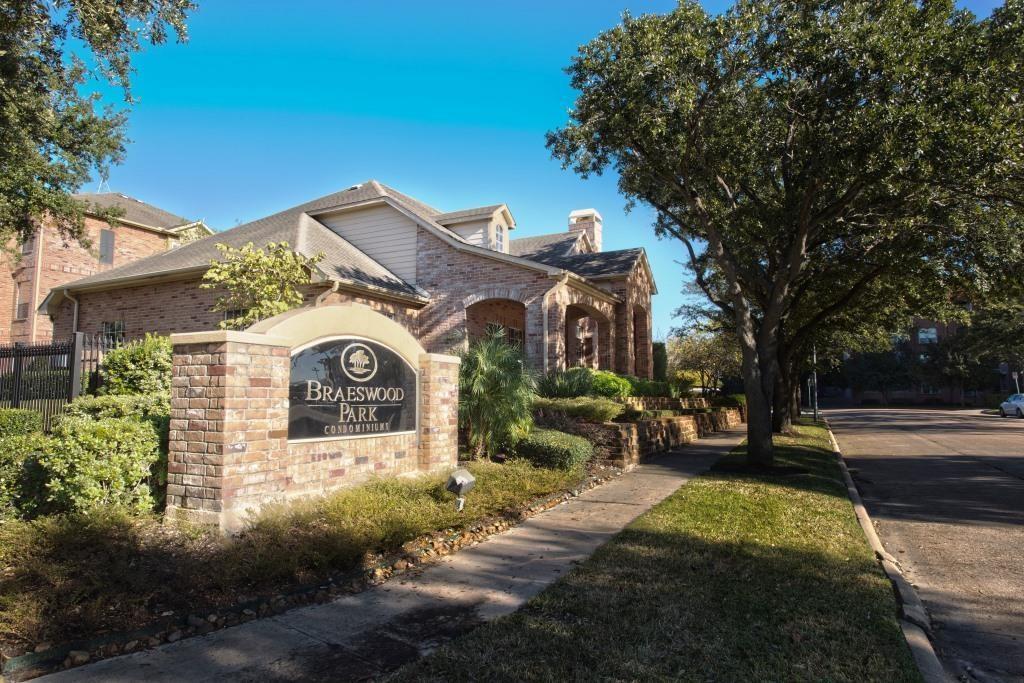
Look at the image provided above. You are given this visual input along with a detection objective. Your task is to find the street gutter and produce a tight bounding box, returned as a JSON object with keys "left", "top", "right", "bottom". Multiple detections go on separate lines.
{"left": 824, "top": 419, "right": 951, "bottom": 683}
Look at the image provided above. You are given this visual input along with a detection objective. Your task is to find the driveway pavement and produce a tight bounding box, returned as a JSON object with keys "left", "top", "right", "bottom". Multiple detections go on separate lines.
{"left": 828, "top": 408, "right": 1024, "bottom": 683}
{"left": 36, "top": 429, "right": 743, "bottom": 682}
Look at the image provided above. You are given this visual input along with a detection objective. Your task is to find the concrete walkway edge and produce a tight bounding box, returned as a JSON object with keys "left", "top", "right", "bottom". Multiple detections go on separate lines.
{"left": 825, "top": 421, "right": 951, "bottom": 683}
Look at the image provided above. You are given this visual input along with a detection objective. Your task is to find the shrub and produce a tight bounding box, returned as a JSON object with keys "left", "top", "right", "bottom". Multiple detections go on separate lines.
{"left": 99, "top": 334, "right": 173, "bottom": 395}
{"left": 459, "top": 330, "right": 535, "bottom": 458}
{"left": 590, "top": 370, "right": 632, "bottom": 399}
{"left": 0, "top": 409, "right": 43, "bottom": 437}
{"left": 514, "top": 429, "right": 593, "bottom": 470}
{"left": 536, "top": 367, "right": 594, "bottom": 398}
{"left": 623, "top": 376, "right": 675, "bottom": 397}
{"left": 38, "top": 417, "right": 160, "bottom": 515}
{"left": 713, "top": 393, "right": 747, "bottom": 408}
{"left": 62, "top": 393, "right": 172, "bottom": 496}
{"left": 0, "top": 434, "right": 50, "bottom": 519}
{"left": 533, "top": 396, "right": 623, "bottom": 423}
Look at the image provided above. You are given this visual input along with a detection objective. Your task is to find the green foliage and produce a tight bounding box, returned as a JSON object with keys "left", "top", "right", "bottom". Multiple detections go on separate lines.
{"left": 99, "top": 334, "right": 173, "bottom": 395}
{"left": 533, "top": 396, "right": 624, "bottom": 423}
{"left": 713, "top": 394, "right": 747, "bottom": 408}
{"left": 0, "top": 434, "right": 50, "bottom": 519}
{"left": 0, "top": 0, "right": 195, "bottom": 249}
{"left": 514, "top": 429, "right": 593, "bottom": 471}
{"left": 0, "top": 409, "right": 43, "bottom": 437}
{"left": 549, "top": 0, "right": 1024, "bottom": 464}
{"left": 201, "top": 241, "right": 324, "bottom": 330}
{"left": 536, "top": 367, "right": 594, "bottom": 398}
{"left": 459, "top": 329, "right": 536, "bottom": 458}
{"left": 624, "top": 376, "right": 675, "bottom": 397}
{"left": 652, "top": 342, "right": 668, "bottom": 381}
{"left": 668, "top": 332, "right": 742, "bottom": 395}
{"left": 38, "top": 417, "right": 159, "bottom": 515}
{"left": 590, "top": 370, "right": 631, "bottom": 399}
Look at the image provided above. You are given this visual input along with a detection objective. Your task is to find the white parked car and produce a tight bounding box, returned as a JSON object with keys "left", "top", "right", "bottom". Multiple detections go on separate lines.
{"left": 999, "top": 394, "right": 1024, "bottom": 418}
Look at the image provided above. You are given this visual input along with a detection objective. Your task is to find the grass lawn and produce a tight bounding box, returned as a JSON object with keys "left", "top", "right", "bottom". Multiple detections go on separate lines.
{"left": 0, "top": 459, "right": 584, "bottom": 652}
{"left": 389, "top": 421, "right": 920, "bottom": 682}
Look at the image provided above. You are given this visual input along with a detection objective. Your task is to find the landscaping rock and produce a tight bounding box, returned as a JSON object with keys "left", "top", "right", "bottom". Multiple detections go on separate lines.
{"left": 166, "top": 630, "right": 182, "bottom": 643}
{"left": 33, "top": 642, "right": 51, "bottom": 653}
{"left": 122, "top": 640, "right": 138, "bottom": 653}
{"left": 67, "top": 650, "right": 89, "bottom": 666}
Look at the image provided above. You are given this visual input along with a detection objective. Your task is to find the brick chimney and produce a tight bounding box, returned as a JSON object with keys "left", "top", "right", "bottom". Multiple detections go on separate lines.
{"left": 568, "top": 208, "right": 602, "bottom": 252}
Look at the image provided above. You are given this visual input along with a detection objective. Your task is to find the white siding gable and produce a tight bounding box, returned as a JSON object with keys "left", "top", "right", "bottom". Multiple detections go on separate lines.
{"left": 450, "top": 219, "right": 488, "bottom": 247}
{"left": 317, "top": 204, "right": 419, "bottom": 284}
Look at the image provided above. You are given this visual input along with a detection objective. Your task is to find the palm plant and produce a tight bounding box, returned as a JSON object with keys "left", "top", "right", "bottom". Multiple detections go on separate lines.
{"left": 459, "top": 328, "right": 536, "bottom": 459}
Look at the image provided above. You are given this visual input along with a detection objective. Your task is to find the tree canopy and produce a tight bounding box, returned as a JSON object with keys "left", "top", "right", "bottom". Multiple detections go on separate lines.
{"left": 0, "top": 0, "right": 195, "bottom": 247}
{"left": 549, "top": 0, "right": 1024, "bottom": 464}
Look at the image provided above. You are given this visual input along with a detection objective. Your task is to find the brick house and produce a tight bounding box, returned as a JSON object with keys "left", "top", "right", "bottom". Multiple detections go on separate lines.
{"left": 2, "top": 193, "right": 211, "bottom": 343}
{"left": 42, "top": 181, "right": 657, "bottom": 377}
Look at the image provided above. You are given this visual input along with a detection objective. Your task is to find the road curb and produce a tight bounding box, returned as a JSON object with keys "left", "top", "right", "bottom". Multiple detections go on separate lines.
{"left": 824, "top": 421, "right": 951, "bottom": 683}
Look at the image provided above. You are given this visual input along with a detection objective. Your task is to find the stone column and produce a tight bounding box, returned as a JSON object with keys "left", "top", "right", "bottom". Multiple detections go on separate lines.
{"left": 165, "top": 331, "right": 290, "bottom": 532}
{"left": 417, "top": 353, "right": 460, "bottom": 472}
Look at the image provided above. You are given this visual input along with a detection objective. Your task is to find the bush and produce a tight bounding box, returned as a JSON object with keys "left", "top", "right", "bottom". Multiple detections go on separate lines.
{"left": 0, "top": 434, "right": 49, "bottom": 519}
{"left": 39, "top": 417, "right": 160, "bottom": 515}
{"left": 61, "top": 393, "right": 172, "bottom": 496}
{"left": 536, "top": 367, "right": 594, "bottom": 398}
{"left": 590, "top": 370, "right": 632, "bottom": 399}
{"left": 623, "top": 376, "right": 675, "bottom": 397}
{"left": 0, "top": 408, "right": 43, "bottom": 437}
{"left": 459, "top": 330, "right": 535, "bottom": 458}
{"left": 99, "top": 334, "right": 173, "bottom": 395}
{"left": 712, "top": 394, "right": 747, "bottom": 408}
{"left": 514, "top": 429, "right": 593, "bottom": 470}
{"left": 533, "top": 396, "right": 623, "bottom": 423}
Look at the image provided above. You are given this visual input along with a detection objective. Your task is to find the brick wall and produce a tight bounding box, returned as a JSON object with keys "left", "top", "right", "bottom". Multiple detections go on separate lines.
{"left": 3, "top": 217, "right": 173, "bottom": 342}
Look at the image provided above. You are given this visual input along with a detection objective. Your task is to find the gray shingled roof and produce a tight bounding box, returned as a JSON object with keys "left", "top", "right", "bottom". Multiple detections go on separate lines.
{"left": 509, "top": 232, "right": 582, "bottom": 261}
{"left": 59, "top": 183, "right": 425, "bottom": 299}
{"left": 54, "top": 181, "right": 645, "bottom": 302}
{"left": 73, "top": 192, "right": 190, "bottom": 231}
{"left": 435, "top": 205, "right": 504, "bottom": 224}
{"left": 532, "top": 248, "right": 645, "bottom": 278}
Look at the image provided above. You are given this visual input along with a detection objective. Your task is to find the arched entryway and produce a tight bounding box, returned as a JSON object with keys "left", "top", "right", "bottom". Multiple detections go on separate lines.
{"left": 565, "top": 303, "right": 613, "bottom": 370}
{"left": 466, "top": 298, "right": 527, "bottom": 349}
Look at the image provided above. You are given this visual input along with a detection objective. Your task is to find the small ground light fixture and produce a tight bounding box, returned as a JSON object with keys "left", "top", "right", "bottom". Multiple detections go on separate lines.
{"left": 446, "top": 468, "right": 476, "bottom": 512}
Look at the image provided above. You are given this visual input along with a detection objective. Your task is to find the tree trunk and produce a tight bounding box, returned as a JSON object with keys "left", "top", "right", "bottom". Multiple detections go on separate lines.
{"left": 739, "top": 331, "right": 775, "bottom": 467}
{"left": 772, "top": 365, "right": 795, "bottom": 434}
{"left": 790, "top": 380, "right": 801, "bottom": 422}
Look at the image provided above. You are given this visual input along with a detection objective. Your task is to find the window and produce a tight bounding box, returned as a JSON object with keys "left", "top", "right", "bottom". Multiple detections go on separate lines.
{"left": 485, "top": 322, "right": 523, "bottom": 347}
{"left": 917, "top": 327, "right": 938, "bottom": 345}
{"left": 493, "top": 226, "right": 504, "bottom": 252}
{"left": 20, "top": 235, "right": 33, "bottom": 255}
{"left": 99, "top": 229, "right": 115, "bottom": 265}
{"left": 101, "top": 320, "right": 125, "bottom": 341}
{"left": 13, "top": 282, "right": 28, "bottom": 320}
{"left": 223, "top": 308, "right": 248, "bottom": 322}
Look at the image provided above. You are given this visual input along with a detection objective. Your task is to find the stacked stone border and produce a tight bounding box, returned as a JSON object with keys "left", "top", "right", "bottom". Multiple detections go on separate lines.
{"left": 825, "top": 422, "right": 950, "bottom": 683}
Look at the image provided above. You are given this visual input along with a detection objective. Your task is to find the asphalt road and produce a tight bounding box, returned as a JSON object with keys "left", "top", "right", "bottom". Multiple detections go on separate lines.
{"left": 828, "top": 408, "right": 1024, "bottom": 683}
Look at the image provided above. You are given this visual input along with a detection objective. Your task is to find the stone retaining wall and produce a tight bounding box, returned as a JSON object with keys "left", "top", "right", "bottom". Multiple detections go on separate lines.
{"left": 593, "top": 407, "right": 745, "bottom": 469}
{"left": 622, "top": 396, "right": 711, "bottom": 411}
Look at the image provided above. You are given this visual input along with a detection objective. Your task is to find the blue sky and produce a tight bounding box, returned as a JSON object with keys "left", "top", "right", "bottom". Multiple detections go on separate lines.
{"left": 96, "top": 0, "right": 1002, "bottom": 339}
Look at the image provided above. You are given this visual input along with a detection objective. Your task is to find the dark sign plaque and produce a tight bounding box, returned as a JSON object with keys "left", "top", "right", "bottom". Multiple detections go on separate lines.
{"left": 289, "top": 337, "right": 417, "bottom": 441}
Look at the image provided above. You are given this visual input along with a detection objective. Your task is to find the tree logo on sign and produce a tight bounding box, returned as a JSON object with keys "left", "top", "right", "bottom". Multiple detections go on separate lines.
{"left": 342, "top": 343, "right": 378, "bottom": 382}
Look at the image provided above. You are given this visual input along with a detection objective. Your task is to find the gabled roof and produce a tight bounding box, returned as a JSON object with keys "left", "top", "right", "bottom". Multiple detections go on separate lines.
{"left": 509, "top": 232, "right": 583, "bottom": 261}
{"left": 530, "top": 247, "right": 658, "bottom": 293}
{"left": 435, "top": 204, "right": 515, "bottom": 228}
{"left": 73, "top": 192, "right": 197, "bottom": 232}
{"left": 46, "top": 181, "right": 650, "bottom": 311}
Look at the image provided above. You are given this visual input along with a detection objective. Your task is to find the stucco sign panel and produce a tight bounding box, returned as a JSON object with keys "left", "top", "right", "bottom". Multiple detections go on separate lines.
{"left": 289, "top": 336, "right": 418, "bottom": 441}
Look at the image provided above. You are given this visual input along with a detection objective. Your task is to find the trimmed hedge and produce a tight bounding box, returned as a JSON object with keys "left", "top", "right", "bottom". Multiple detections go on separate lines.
{"left": 0, "top": 434, "right": 48, "bottom": 519}
{"left": 39, "top": 417, "right": 160, "bottom": 515}
{"left": 712, "top": 394, "right": 747, "bottom": 408}
{"left": 590, "top": 370, "right": 632, "bottom": 399}
{"left": 533, "top": 396, "right": 624, "bottom": 423}
{"left": 515, "top": 429, "right": 593, "bottom": 470}
{"left": 623, "top": 376, "right": 676, "bottom": 397}
{"left": 99, "top": 334, "right": 173, "bottom": 395}
{"left": 0, "top": 409, "right": 43, "bottom": 437}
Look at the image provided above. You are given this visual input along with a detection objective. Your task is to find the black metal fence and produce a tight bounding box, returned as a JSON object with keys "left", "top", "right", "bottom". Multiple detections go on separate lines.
{"left": 0, "top": 333, "right": 124, "bottom": 430}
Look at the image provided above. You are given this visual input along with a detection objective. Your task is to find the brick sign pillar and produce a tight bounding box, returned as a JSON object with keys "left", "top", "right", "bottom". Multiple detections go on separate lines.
{"left": 165, "top": 304, "right": 460, "bottom": 533}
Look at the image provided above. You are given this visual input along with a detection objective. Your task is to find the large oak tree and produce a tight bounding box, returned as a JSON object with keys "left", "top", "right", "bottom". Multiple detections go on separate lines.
{"left": 548, "top": 0, "right": 1024, "bottom": 465}
{"left": 1, "top": 0, "right": 195, "bottom": 247}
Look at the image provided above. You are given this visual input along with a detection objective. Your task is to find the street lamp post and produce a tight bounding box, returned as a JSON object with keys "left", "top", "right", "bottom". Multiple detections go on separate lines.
{"left": 812, "top": 344, "right": 819, "bottom": 422}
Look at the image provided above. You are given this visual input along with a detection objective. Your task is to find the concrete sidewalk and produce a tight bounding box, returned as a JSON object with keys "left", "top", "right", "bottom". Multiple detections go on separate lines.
{"left": 38, "top": 428, "right": 744, "bottom": 682}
